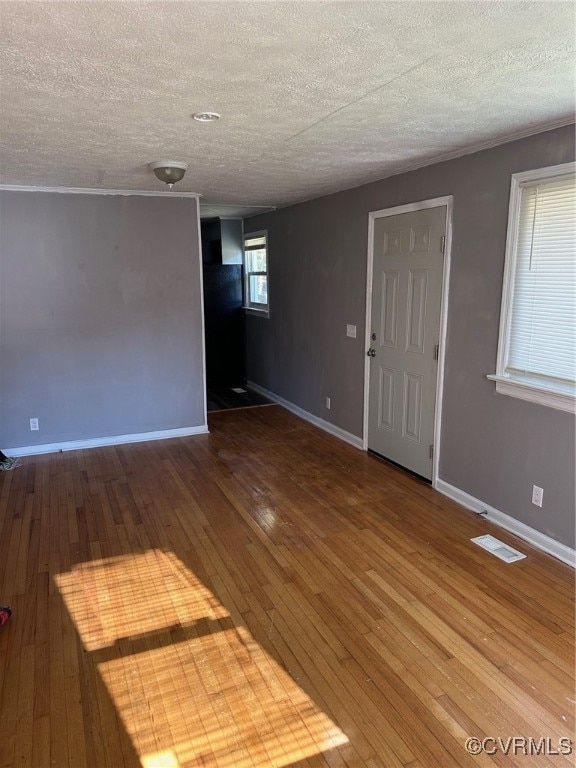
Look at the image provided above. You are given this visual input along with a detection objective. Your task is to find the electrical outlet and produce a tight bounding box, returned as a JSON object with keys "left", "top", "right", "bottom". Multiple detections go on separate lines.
{"left": 346, "top": 324, "right": 357, "bottom": 338}
{"left": 325, "top": 396, "right": 331, "bottom": 410}
{"left": 532, "top": 485, "right": 543, "bottom": 507}
{"left": 30, "top": 418, "right": 39, "bottom": 431}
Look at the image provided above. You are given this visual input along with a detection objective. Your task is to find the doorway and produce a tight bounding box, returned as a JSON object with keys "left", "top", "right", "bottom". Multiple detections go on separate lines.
{"left": 363, "top": 197, "right": 452, "bottom": 483}
{"left": 201, "top": 217, "right": 274, "bottom": 412}
{"left": 201, "top": 217, "right": 246, "bottom": 412}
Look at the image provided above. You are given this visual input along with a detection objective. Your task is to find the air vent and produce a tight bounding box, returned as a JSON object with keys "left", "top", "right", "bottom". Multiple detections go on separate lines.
{"left": 471, "top": 534, "right": 526, "bottom": 563}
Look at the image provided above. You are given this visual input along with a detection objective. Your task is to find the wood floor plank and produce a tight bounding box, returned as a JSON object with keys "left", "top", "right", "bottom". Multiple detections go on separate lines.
{"left": 0, "top": 405, "right": 574, "bottom": 767}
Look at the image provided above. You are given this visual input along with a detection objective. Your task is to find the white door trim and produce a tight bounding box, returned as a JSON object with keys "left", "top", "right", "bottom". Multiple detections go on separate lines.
{"left": 363, "top": 195, "right": 453, "bottom": 488}
{"left": 193, "top": 197, "right": 209, "bottom": 429}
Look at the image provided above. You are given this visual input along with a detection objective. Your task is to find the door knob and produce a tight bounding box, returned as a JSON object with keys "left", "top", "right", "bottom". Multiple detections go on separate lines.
{"left": 367, "top": 348, "right": 376, "bottom": 357}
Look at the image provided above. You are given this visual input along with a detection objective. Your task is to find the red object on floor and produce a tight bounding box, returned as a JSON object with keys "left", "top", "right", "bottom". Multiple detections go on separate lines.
{"left": 0, "top": 606, "right": 11, "bottom": 626}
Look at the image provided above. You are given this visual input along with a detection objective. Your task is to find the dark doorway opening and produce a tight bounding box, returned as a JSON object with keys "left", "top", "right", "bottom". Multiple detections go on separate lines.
{"left": 201, "top": 218, "right": 246, "bottom": 391}
{"left": 202, "top": 218, "right": 272, "bottom": 412}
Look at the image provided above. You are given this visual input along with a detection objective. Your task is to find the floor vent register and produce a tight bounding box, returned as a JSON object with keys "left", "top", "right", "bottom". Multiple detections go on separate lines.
{"left": 471, "top": 534, "right": 526, "bottom": 563}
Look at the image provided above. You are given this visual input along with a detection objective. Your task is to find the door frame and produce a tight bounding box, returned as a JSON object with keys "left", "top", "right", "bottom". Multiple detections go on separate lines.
{"left": 362, "top": 195, "right": 453, "bottom": 487}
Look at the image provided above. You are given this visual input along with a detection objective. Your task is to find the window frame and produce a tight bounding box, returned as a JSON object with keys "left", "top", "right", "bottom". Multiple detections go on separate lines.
{"left": 243, "top": 230, "right": 269, "bottom": 318}
{"left": 487, "top": 161, "right": 576, "bottom": 414}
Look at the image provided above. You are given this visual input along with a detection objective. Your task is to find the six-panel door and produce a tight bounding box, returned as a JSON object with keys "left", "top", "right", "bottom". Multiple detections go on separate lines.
{"left": 367, "top": 206, "right": 446, "bottom": 480}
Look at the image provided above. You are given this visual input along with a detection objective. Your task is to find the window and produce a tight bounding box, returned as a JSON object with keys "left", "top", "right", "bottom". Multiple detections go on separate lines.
{"left": 243, "top": 232, "right": 269, "bottom": 316}
{"left": 489, "top": 162, "right": 575, "bottom": 413}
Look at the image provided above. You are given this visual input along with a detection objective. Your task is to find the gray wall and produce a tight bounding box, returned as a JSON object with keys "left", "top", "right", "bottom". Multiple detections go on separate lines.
{"left": 245, "top": 125, "right": 575, "bottom": 548}
{"left": 220, "top": 219, "right": 243, "bottom": 265}
{"left": 0, "top": 192, "right": 205, "bottom": 448}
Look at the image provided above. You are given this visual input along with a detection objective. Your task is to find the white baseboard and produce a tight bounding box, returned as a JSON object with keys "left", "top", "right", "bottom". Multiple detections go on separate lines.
{"left": 247, "top": 381, "right": 363, "bottom": 450}
{"left": 3, "top": 425, "right": 209, "bottom": 457}
{"left": 436, "top": 479, "right": 576, "bottom": 568}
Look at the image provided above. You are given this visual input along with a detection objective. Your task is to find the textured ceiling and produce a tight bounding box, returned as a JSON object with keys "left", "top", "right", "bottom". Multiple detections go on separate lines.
{"left": 1, "top": 1, "right": 574, "bottom": 216}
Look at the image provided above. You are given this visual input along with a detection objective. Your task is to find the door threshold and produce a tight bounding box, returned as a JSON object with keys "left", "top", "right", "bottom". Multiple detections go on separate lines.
{"left": 367, "top": 449, "right": 431, "bottom": 485}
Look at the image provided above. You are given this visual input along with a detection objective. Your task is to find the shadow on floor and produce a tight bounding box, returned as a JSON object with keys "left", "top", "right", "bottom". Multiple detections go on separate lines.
{"left": 207, "top": 385, "right": 273, "bottom": 412}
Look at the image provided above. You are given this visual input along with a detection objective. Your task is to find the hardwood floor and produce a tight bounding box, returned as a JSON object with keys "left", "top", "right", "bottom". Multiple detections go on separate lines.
{"left": 0, "top": 405, "right": 574, "bottom": 768}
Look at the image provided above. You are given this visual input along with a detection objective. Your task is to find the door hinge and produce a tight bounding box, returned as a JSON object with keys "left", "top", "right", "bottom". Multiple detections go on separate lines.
{"left": 440, "top": 235, "right": 446, "bottom": 254}
{"left": 434, "top": 343, "right": 439, "bottom": 361}
{"left": 429, "top": 444, "right": 434, "bottom": 459}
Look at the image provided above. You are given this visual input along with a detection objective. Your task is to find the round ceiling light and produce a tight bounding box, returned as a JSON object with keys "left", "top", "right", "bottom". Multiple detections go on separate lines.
{"left": 192, "top": 111, "right": 220, "bottom": 123}
{"left": 148, "top": 160, "right": 188, "bottom": 190}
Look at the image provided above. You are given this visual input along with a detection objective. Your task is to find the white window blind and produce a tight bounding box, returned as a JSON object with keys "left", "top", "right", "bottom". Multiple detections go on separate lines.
{"left": 507, "top": 174, "right": 576, "bottom": 388}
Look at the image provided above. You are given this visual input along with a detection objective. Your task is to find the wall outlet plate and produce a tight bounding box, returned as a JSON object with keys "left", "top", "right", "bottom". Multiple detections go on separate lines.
{"left": 532, "top": 485, "right": 543, "bottom": 507}
{"left": 325, "top": 397, "right": 331, "bottom": 410}
{"left": 30, "top": 418, "right": 39, "bottom": 431}
{"left": 346, "top": 324, "right": 357, "bottom": 338}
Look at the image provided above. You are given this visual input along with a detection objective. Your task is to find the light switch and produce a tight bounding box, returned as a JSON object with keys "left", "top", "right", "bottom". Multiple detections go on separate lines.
{"left": 346, "top": 324, "right": 357, "bottom": 338}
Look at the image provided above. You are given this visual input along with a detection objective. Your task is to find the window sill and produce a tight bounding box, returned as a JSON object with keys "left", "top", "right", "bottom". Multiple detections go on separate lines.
{"left": 244, "top": 307, "right": 269, "bottom": 319}
{"left": 487, "top": 374, "right": 576, "bottom": 414}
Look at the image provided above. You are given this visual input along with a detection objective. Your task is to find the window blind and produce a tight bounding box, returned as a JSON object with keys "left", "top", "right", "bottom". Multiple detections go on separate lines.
{"left": 244, "top": 236, "right": 267, "bottom": 250}
{"left": 507, "top": 174, "right": 576, "bottom": 387}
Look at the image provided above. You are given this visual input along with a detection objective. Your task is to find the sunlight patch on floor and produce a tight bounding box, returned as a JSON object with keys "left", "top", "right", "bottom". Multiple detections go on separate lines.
{"left": 55, "top": 550, "right": 229, "bottom": 652}
{"left": 142, "top": 750, "right": 179, "bottom": 768}
{"left": 55, "top": 550, "right": 348, "bottom": 768}
{"left": 101, "top": 625, "right": 347, "bottom": 767}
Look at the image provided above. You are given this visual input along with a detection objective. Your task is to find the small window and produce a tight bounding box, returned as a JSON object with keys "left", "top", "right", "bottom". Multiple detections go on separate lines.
{"left": 243, "top": 232, "right": 269, "bottom": 316}
{"left": 489, "top": 162, "right": 575, "bottom": 413}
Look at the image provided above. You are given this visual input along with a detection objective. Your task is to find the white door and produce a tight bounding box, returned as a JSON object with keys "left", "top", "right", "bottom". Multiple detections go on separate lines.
{"left": 367, "top": 206, "right": 446, "bottom": 480}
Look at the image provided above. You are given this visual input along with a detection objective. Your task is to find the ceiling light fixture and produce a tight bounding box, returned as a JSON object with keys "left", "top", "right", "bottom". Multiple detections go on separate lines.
{"left": 192, "top": 112, "right": 220, "bottom": 123}
{"left": 148, "top": 160, "right": 188, "bottom": 190}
